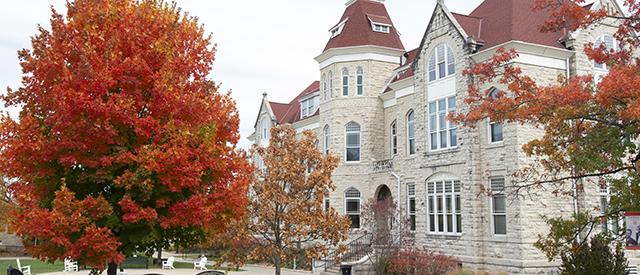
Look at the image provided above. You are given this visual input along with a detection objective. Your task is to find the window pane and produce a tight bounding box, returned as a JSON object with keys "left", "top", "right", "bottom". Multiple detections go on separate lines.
{"left": 456, "top": 214, "right": 462, "bottom": 233}
{"left": 409, "top": 140, "right": 416, "bottom": 155}
{"left": 448, "top": 96, "right": 456, "bottom": 109}
{"left": 350, "top": 215, "right": 360, "bottom": 228}
{"left": 346, "top": 200, "right": 360, "bottom": 212}
{"left": 439, "top": 113, "right": 446, "bottom": 130}
{"left": 491, "top": 123, "right": 503, "bottom": 142}
{"left": 346, "top": 148, "right": 360, "bottom": 162}
{"left": 450, "top": 128, "right": 457, "bottom": 147}
{"left": 429, "top": 215, "right": 435, "bottom": 232}
{"left": 438, "top": 62, "right": 446, "bottom": 78}
{"left": 347, "top": 133, "right": 360, "bottom": 147}
{"left": 431, "top": 133, "right": 438, "bottom": 150}
{"left": 493, "top": 196, "right": 506, "bottom": 213}
{"left": 410, "top": 215, "right": 416, "bottom": 231}
{"left": 494, "top": 215, "right": 506, "bottom": 235}
{"left": 409, "top": 198, "right": 416, "bottom": 212}
{"left": 447, "top": 214, "right": 453, "bottom": 233}
{"left": 430, "top": 114, "right": 437, "bottom": 131}
{"left": 440, "top": 131, "right": 447, "bottom": 148}
{"left": 429, "top": 101, "right": 437, "bottom": 114}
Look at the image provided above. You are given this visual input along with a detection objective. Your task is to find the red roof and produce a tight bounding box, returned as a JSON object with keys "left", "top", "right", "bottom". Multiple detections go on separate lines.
{"left": 269, "top": 81, "right": 320, "bottom": 124}
{"left": 324, "top": 0, "right": 404, "bottom": 52}
{"left": 456, "top": 0, "right": 567, "bottom": 49}
{"left": 384, "top": 48, "right": 418, "bottom": 93}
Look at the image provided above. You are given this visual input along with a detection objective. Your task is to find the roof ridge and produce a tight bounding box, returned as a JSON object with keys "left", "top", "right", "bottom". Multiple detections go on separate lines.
{"left": 450, "top": 12, "right": 483, "bottom": 20}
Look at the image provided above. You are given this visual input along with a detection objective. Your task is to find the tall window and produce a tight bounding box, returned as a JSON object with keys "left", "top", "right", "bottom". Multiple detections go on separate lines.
{"left": 261, "top": 117, "right": 269, "bottom": 141}
{"left": 428, "top": 44, "right": 456, "bottom": 82}
{"left": 594, "top": 34, "right": 618, "bottom": 71}
{"left": 322, "top": 73, "right": 327, "bottom": 100}
{"left": 345, "top": 187, "right": 361, "bottom": 228}
{"left": 323, "top": 125, "right": 331, "bottom": 154}
{"left": 328, "top": 71, "right": 333, "bottom": 98}
{"left": 488, "top": 89, "right": 503, "bottom": 143}
{"left": 429, "top": 96, "right": 457, "bottom": 150}
{"left": 390, "top": 121, "right": 397, "bottom": 155}
{"left": 407, "top": 183, "right": 416, "bottom": 231}
{"left": 490, "top": 177, "right": 507, "bottom": 235}
{"left": 345, "top": 122, "right": 361, "bottom": 162}
{"left": 427, "top": 179, "right": 461, "bottom": 234}
{"left": 356, "top": 67, "right": 364, "bottom": 96}
{"left": 407, "top": 110, "right": 416, "bottom": 155}
{"left": 599, "top": 183, "right": 619, "bottom": 232}
{"left": 342, "top": 68, "right": 349, "bottom": 96}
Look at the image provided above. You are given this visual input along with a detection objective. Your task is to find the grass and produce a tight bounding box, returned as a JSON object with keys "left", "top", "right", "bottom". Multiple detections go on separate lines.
{"left": 0, "top": 259, "right": 64, "bottom": 275}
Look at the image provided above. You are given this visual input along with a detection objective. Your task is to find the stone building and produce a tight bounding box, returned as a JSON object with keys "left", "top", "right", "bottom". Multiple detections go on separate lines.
{"left": 248, "top": 0, "right": 638, "bottom": 273}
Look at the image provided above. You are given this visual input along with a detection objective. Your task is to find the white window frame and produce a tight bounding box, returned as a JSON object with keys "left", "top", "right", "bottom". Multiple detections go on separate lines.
{"left": 323, "top": 125, "right": 331, "bottom": 155}
{"left": 490, "top": 177, "right": 507, "bottom": 236}
{"left": 345, "top": 122, "right": 361, "bottom": 163}
{"left": 487, "top": 89, "right": 504, "bottom": 144}
{"left": 356, "top": 67, "right": 364, "bottom": 96}
{"left": 390, "top": 120, "right": 397, "bottom": 156}
{"left": 594, "top": 34, "right": 618, "bottom": 71}
{"left": 261, "top": 117, "right": 269, "bottom": 141}
{"left": 322, "top": 73, "right": 327, "bottom": 100}
{"left": 407, "top": 183, "right": 416, "bottom": 231}
{"left": 428, "top": 44, "right": 456, "bottom": 82}
{"left": 328, "top": 71, "right": 333, "bottom": 98}
{"left": 372, "top": 23, "right": 390, "bottom": 33}
{"left": 599, "top": 183, "right": 622, "bottom": 233}
{"left": 427, "top": 180, "right": 462, "bottom": 235}
{"left": 429, "top": 96, "right": 457, "bottom": 151}
{"left": 345, "top": 188, "right": 361, "bottom": 229}
{"left": 342, "top": 68, "right": 349, "bottom": 97}
{"left": 407, "top": 110, "right": 416, "bottom": 155}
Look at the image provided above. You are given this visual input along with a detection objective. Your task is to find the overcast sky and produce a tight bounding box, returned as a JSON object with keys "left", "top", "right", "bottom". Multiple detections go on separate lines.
{"left": 0, "top": 0, "right": 574, "bottom": 149}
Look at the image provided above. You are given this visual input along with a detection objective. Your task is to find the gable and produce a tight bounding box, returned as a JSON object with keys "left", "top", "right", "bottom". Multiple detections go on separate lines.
{"left": 414, "top": 3, "right": 471, "bottom": 67}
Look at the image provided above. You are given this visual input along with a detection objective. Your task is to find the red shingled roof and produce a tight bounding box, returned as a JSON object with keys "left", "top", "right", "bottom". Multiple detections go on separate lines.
{"left": 269, "top": 81, "right": 320, "bottom": 124}
{"left": 457, "top": 0, "right": 567, "bottom": 49}
{"left": 384, "top": 48, "right": 419, "bottom": 93}
{"left": 324, "top": 0, "right": 404, "bottom": 52}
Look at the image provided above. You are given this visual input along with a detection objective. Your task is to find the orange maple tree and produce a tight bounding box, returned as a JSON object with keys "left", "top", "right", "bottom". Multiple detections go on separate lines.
{"left": 244, "top": 125, "right": 350, "bottom": 275}
{"left": 0, "top": 0, "right": 250, "bottom": 273}
{"left": 456, "top": 0, "right": 640, "bottom": 261}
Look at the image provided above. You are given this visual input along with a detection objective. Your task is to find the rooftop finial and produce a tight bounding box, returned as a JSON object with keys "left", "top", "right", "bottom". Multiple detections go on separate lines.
{"left": 438, "top": 0, "right": 444, "bottom": 5}
{"left": 262, "top": 92, "right": 268, "bottom": 99}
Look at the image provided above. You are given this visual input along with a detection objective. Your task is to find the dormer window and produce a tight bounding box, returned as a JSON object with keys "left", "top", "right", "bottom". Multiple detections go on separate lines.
{"left": 373, "top": 24, "right": 390, "bottom": 33}
{"left": 300, "top": 96, "right": 318, "bottom": 119}
{"left": 329, "top": 18, "right": 348, "bottom": 38}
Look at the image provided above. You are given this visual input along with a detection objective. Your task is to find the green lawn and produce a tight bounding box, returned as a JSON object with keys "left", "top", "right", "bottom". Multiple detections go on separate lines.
{"left": 0, "top": 259, "right": 64, "bottom": 275}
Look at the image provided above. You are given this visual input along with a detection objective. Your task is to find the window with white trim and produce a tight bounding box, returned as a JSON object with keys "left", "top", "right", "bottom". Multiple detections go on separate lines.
{"left": 488, "top": 89, "right": 503, "bottom": 143}
{"left": 323, "top": 125, "right": 331, "bottom": 155}
{"left": 300, "top": 97, "right": 317, "bottom": 119}
{"left": 428, "top": 44, "right": 455, "bottom": 82}
{"left": 599, "top": 183, "right": 620, "bottom": 233}
{"left": 356, "top": 67, "right": 364, "bottom": 96}
{"left": 427, "top": 180, "right": 461, "bottom": 234}
{"left": 328, "top": 71, "right": 333, "bottom": 98}
{"left": 407, "top": 183, "right": 416, "bottom": 231}
{"left": 322, "top": 73, "right": 327, "bottom": 100}
{"left": 342, "top": 68, "right": 349, "bottom": 96}
{"left": 390, "top": 121, "right": 397, "bottom": 155}
{"left": 490, "top": 177, "right": 507, "bottom": 235}
{"left": 345, "top": 122, "right": 361, "bottom": 162}
{"left": 429, "top": 96, "right": 457, "bottom": 150}
{"left": 345, "top": 187, "right": 361, "bottom": 228}
{"left": 594, "top": 34, "right": 618, "bottom": 71}
{"left": 407, "top": 110, "right": 416, "bottom": 155}
{"left": 261, "top": 117, "right": 269, "bottom": 142}
{"left": 373, "top": 24, "right": 390, "bottom": 33}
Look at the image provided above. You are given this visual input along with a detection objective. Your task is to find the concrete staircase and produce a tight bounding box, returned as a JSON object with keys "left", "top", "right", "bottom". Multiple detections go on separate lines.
{"left": 314, "top": 233, "right": 374, "bottom": 275}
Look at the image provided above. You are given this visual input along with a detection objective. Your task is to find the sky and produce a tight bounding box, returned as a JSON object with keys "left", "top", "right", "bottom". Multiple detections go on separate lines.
{"left": 0, "top": 0, "right": 517, "bottom": 149}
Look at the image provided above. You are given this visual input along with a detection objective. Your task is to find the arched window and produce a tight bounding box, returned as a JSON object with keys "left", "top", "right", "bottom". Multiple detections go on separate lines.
{"left": 322, "top": 73, "right": 327, "bottom": 100}
{"left": 345, "top": 122, "right": 361, "bottom": 162}
{"left": 594, "top": 34, "right": 618, "bottom": 71}
{"left": 426, "top": 176, "right": 462, "bottom": 234}
{"left": 428, "top": 44, "right": 456, "bottom": 82}
{"left": 488, "top": 89, "right": 503, "bottom": 143}
{"left": 323, "top": 125, "right": 331, "bottom": 154}
{"left": 261, "top": 117, "right": 269, "bottom": 141}
{"left": 390, "top": 120, "right": 397, "bottom": 155}
{"left": 345, "top": 187, "right": 361, "bottom": 228}
{"left": 356, "top": 67, "right": 364, "bottom": 96}
{"left": 342, "top": 68, "right": 349, "bottom": 96}
{"left": 407, "top": 110, "right": 416, "bottom": 155}
{"left": 328, "top": 70, "right": 333, "bottom": 98}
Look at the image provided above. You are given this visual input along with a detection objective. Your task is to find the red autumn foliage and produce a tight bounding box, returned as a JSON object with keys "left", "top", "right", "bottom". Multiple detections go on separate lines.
{"left": 1, "top": 0, "right": 250, "bottom": 272}
{"left": 388, "top": 249, "right": 459, "bottom": 275}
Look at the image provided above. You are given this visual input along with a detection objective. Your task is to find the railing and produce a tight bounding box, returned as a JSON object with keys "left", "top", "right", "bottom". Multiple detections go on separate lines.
{"left": 314, "top": 232, "right": 373, "bottom": 272}
{"left": 372, "top": 159, "right": 393, "bottom": 172}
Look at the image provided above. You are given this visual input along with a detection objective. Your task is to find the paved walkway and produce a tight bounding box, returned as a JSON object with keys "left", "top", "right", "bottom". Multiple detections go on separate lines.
{"left": 42, "top": 266, "right": 311, "bottom": 275}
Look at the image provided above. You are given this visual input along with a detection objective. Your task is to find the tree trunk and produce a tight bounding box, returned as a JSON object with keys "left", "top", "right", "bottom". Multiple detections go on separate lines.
{"left": 107, "top": 262, "right": 118, "bottom": 275}
{"left": 157, "top": 245, "right": 162, "bottom": 267}
{"left": 273, "top": 255, "right": 281, "bottom": 275}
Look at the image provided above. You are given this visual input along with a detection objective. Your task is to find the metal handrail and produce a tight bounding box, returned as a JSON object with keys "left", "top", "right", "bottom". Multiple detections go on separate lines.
{"left": 313, "top": 232, "right": 374, "bottom": 271}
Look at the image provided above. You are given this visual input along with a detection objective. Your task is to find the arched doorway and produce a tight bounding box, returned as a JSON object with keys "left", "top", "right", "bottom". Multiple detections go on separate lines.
{"left": 373, "top": 184, "right": 394, "bottom": 235}
{"left": 376, "top": 184, "right": 392, "bottom": 202}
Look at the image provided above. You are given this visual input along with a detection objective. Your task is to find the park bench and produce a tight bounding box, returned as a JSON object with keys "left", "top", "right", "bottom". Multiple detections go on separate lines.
{"left": 196, "top": 271, "right": 224, "bottom": 275}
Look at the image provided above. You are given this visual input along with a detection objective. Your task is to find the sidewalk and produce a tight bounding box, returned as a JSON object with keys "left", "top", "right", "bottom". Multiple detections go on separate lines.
{"left": 42, "top": 266, "right": 310, "bottom": 275}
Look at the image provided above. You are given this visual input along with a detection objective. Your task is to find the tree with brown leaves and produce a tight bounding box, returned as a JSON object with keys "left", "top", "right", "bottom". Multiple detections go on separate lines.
{"left": 246, "top": 125, "right": 350, "bottom": 275}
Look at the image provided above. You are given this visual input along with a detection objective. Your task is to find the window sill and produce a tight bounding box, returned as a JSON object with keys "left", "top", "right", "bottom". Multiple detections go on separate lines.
{"left": 425, "top": 147, "right": 460, "bottom": 156}
{"left": 486, "top": 141, "right": 505, "bottom": 149}
{"left": 426, "top": 233, "right": 463, "bottom": 239}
